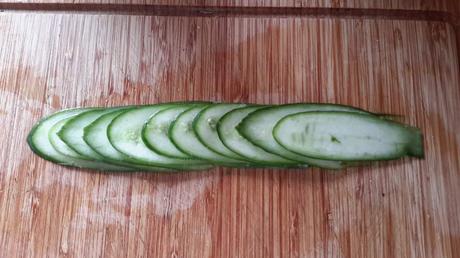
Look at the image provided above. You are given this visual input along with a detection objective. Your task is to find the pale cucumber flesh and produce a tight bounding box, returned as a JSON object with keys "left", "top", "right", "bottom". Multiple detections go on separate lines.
{"left": 50, "top": 117, "right": 88, "bottom": 160}
{"left": 218, "top": 106, "right": 300, "bottom": 167}
{"left": 28, "top": 108, "right": 132, "bottom": 171}
{"left": 59, "top": 109, "right": 114, "bottom": 160}
{"left": 142, "top": 105, "right": 193, "bottom": 159}
{"left": 108, "top": 106, "right": 213, "bottom": 170}
{"left": 274, "top": 111, "right": 424, "bottom": 161}
{"left": 170, "top": 105, "right": 253, "bottom": 166}
{"left": 237, "top": 104, "right": 369, "bottom": 169}
{"left": 194, "top": 103, "right": 248, "bottom": 160}
{"left": 83, "top": 109, "right": 171, "bottom": 171}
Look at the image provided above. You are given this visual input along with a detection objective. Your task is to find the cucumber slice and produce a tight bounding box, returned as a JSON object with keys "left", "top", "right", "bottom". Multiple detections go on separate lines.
{"left": 108, "top": 105, "right": 213, "bottom": 170}
{"left": 193, "top": 103, "right": 248, "bottom": 160}
{"left": 217, "top": 106, "right": 300, "bottom": 167}
{"left": 142, "top": 105, "right": 192, "bottom": 159}
{"left": 50, "top": 117, "right": 88, "bottom": 159}
{"left": 83, "top": 109, "right": 170, "bottom": 171}
{"left": 274, "top": 111, "right": 424, "bottom": 161}
{"left": 237, "top": 104, "right": 369, "bottom": 169}
{"left": 170, "top": 105, "right": 253, "bottom": 166}
{"left": 27, "top": 108, "right": 131, "bottom": 171}
{"left": 59, "top": 108, "right": 117, "bottom": 160}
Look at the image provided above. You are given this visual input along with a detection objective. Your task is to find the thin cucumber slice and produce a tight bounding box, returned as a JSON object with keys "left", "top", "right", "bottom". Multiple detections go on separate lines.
{"left": 83, "top": 109, "right": 171, "bottom": 171}
{"left": 50, "top": 117, "right": 90, "bottom": 160}
{"left": 142, "top": 105, "right": 192, "bottom": 159}
{"left": 170, "top": 105, "right": 253, "bottom": 166}
{"left": 108, "top": 105, "right": 213, "bottom": 170}
{"left": 217, "top": 106, "right": 300, "bottom": 167}
{"left": 59, "top": 108, "right": 118, "bottom": 160}
{"left": 237, "top": 103, "right": 369, "bottom": 169}
{"left": 193, "top": 103, "right": 248, "bottom": 160}
{"left": 27, "top": 108, "right": 131, "bottom": 171}
{"left": 274, "top": 111, "right": 424, "bottom": 161}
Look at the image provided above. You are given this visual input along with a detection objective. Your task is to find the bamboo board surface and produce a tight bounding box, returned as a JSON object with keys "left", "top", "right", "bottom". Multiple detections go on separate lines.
{"left": 0, "top": 0, "right": 455, "bottom": 11}
{"left": 0, "top": 3, "right": 460, "bottom": 258}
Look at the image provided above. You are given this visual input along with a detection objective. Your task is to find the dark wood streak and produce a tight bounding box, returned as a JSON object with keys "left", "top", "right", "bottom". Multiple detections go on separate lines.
{"left": 0, "top": 3, "right": 458, "bottom": 25}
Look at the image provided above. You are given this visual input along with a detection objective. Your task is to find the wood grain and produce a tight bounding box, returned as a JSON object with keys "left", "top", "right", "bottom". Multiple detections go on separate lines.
{"left": 0, "top": 0, "right": 453, "bottom": 11}
{"left": 0, "top": 6, "right": 460, "bottom": 258}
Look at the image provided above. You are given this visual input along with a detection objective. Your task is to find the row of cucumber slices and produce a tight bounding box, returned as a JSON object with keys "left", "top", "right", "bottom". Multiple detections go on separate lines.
{"left": 27, "top": 102, "right": 424, "bottom": 171}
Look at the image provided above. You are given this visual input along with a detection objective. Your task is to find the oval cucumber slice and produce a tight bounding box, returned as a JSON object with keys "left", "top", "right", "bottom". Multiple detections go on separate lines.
{"left": 108, "top": 105, "right": 213, "bottom": 170}
{"left": 238, "top": 103, "right": 369, "bottom": 169}
{"left": 59, "top": 108, "right": 118, "bottom": 160}
{"left": 274, "top": 111, "right": 424, "bottom": 161}
{"left": 142, "top": 105, "right": 193, "bottom": 159}
{"left": 193, "top": 103, "right": 248, "bottom": 160}
{"left": 50, "top": 117, "right": 88, "bottom": 159}
{"left": 217, "top": 106, "right": 300, "bottom": 167}
{"left": 170, "top": 105, "right": 253, "bottom": 166}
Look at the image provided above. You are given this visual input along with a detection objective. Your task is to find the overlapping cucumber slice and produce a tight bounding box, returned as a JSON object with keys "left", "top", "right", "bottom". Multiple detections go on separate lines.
{"left": 217, "top": 106, "right": 300, "bottom": 167}
{"left": 170, "top": 105, "right": 253, "bottom": 167}
{"left": 142, "top": 104, "right": 195, "bottom": 159}
{"left": 107, "top": 105, "right": 213, "bottom": 170}
{"left": 83, "top": 109, "right": 171, "bottom": 171}
{"left": 193, "top": 103, "right": 248, "bottom": 160}
{"left": 28, "top": 108, "right": 133, "bottom": 171}
{"left": 237, "top": 104, "right": 369, "bottom": 169}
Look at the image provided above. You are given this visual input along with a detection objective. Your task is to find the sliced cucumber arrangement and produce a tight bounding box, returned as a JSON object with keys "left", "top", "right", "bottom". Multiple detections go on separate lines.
{"left": 83, "top": 109, "right": 170, "bottom": 171}
{"left": 28, "top": 108, "right": 132, "bottom": 171}
{"left": 108, "top": 105, "right": 212, "bottom": 170}
{"left": 28, "top": 102, "right": 424, "bottom": 172}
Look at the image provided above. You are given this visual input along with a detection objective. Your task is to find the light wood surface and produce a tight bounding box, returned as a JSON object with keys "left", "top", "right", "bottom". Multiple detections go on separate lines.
{"left": 0, "top": 3, "right": 460, "bottom": 258}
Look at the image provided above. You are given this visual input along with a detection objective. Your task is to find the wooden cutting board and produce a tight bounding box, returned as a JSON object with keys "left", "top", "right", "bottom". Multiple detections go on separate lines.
{"left": 0, "top": 2, "right": 459, "bottom": 258}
